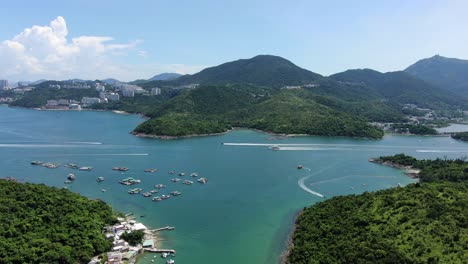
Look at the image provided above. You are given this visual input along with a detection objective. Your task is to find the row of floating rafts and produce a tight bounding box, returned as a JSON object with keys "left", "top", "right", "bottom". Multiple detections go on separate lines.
{"left": 31, "top": 161, "right": 61, "bottom": 169}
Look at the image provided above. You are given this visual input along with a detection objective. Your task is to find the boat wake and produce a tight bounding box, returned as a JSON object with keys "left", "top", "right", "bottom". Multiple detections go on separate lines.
{"left": 297, "top": 165, "right": 336, "bottom": 198}
{"left": 416, "top": 149, "right": 468, "bottom": 153}
{"left": 65, "top": 141, "right": 103, "bottom": 145}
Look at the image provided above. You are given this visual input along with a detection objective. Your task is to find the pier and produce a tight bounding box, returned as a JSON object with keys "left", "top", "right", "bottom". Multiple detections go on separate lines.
{"left": 144, "top": 248, "right": 176, "bottom": 254}
{"left": 150, "top": 226, "right": 175, "bottom": 232}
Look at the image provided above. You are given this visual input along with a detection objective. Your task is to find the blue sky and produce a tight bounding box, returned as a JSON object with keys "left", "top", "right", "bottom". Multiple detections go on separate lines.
{"left": 1, "top": 0, "right": 467, "bottom": 81}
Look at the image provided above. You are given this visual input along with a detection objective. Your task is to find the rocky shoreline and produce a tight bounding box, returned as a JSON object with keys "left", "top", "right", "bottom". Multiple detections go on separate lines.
{"left": 368, "top": 158, "right": 421, "bottom": 179}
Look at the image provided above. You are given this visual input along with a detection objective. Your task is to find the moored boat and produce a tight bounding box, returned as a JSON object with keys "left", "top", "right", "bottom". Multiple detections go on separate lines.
{"left": 112, "top": 167, "right": 128, "bottom": 171}
{"left": 79, "top": 166, "right": 93, "bottom": 171}
{"left": 144, "top": 168, "right": 158, "bottom": 173}
{"left": 96, "top": 177, "right": 104, "bottom": 182}
{"left": 31, "top": 161, "right": 42, "bottom": 165}
{"left": 128, "top": 188, "right": 142, "bottom": 194}
{"left": 155, "top": 184, "right": 166, "bottom": 188}
{"left": 67, "top": 173, "right": 76, "bottom": 180}
{"left": 190, "top": 173, "right": 199, "bottom": 177}
{"left": 183, "top": 180, "right": 193, "bottom": 185}
{"left": 297, "top": 165, "right": 303, "bottom": 169}
{"left": 179, "top": 172, "right": 185, "bottom": 176}
{"left": 197, "top": 178, "right": 208, "bottom": 184}
{"left": 161, "top": 194, "right": 171, "bottom": 200}
{"left": 152, "top": 196, "right": 162, "bottom": 202}
{"left": 170, "top": 178, "right": 181, "bottom": 182}
{"left": 170, "top": 191, "right": 182, "bottom": 196}
{"left": 142, "top": 192, "right": 153, "bottom": 197}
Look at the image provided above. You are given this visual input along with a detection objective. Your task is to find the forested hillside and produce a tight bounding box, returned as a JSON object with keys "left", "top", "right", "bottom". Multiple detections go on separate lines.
{"left": 288, "top": 155, "right": 468, "bottom": 264}
{"left": 0, "top": 180, "right": 117, "bottom": 263}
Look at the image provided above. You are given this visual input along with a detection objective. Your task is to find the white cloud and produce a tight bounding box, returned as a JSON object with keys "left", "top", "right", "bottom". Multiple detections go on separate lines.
{"left": 0, "top": 16, "right": 206, "bottom": 82}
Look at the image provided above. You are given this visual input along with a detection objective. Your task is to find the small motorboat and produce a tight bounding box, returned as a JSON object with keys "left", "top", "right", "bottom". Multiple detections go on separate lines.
{"left": 190, "top": 173, "right": 199, "bottom": 177}
{"left": 31, "top": 161, "right": 43, "bottom": 165}
{"left": 96, "top": 177, "right": 104, "bottom": 182}
{"left": 162, "top": 253, "right": 168, "bottom": 258}
{"left": 155, "top": 184, "right": 166, "bottom": 188}
{"left": 79, "top": 166, "right": 93, "bottom": 171}
{"left": 170, "top": 178, "right": 181, "bottom": 182}
{"left": 152, "top": 196, "right": 162, "bottom": 202}
{"left": 67, "top": 173, "right": 76, "bottom": 180}
{"left": 183, "top": 180, "right": 193, "bottom": 185}
{"left": 179, "top": 172, "right": 186, "bottom": 176}
{"left": 297, "top": 165, "right": 303, "bottom": 169}
{"left": 170, "top": 191, "right": 182, "bottom": 196}
{"left": 166, "top": 259, "right": 175, "bottom": 264}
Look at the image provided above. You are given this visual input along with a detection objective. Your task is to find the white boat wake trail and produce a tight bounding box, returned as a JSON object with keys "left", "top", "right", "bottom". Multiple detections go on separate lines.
{"left": 297, "top": 165, "right": 337, "bottom": 198}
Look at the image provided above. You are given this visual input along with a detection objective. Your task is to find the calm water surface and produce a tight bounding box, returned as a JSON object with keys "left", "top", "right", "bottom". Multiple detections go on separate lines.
{"left": 1, "top": 106, "right": 467, "bottom": 264}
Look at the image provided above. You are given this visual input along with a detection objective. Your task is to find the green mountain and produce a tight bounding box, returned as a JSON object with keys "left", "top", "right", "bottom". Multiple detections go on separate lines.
{"left": 144, "top": 55, "right": 323, "bottom": 88}
{"left": 148, "top": 72, "right": 182, "bottom": 81}
{"left": 330, "top": 69, "right": 468, "bottom": 111}
{"left": 405, "top": 55, "right": 468, "bottom": 97}
{"left": 134, "top": 84, "right": 384, "bottom": 139}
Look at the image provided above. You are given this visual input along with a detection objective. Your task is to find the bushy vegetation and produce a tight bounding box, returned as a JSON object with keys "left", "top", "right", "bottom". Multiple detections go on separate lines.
{"left": 289, "top": 181, "right": 468, "bottom": 264}
{"left": 452, "top": 132, "right": 468, "bottom": 142}
{"left": 378, "top": 154, "right": 468, "bottom": 182}
{"left": 391, "top": 123, "right": 438, "bottom": 135}
{"left": 0, "top": 180, "right": 117, "bottom": 263}
{"left": 134, "top": 85, "right": 385, "bottom": 139}
{"left": 120, "top": 230, "right": 145, "bottom": 246}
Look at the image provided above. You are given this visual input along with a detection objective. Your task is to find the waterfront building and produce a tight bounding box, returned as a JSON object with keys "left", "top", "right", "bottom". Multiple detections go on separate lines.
{"left": 81, "top": 97, "right": 101, "bottom": 105}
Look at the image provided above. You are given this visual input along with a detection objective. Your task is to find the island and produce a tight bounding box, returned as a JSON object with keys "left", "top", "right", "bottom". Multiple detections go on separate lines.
{"left": 286, "top": 155, "right": 467, "bottom": 264}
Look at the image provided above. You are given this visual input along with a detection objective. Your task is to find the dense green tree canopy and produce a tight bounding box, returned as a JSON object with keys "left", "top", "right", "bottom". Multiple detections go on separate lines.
{"left": 288, "top": 156, "right": 468, "bottom": 264}
{"left": 0, "top": 180, "right": 117, "bottom": 264}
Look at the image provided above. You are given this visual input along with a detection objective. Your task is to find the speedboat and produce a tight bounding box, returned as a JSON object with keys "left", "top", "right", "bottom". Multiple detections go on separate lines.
{"left": 297, "top": 165, "right": 303, "bottom": 169}
{"left": 142, "top": 192, "right": 153, "bottom": 197}
{"left": 155, "top": 184, "right": 166, "bottom": 188}
{"left": 170, "top": 178, "right": 181, "bottom": 182}
{"left": 152, "top": 196, "right": 162, "bottom": 202}
{"left": 170, "top": 191, "right": 182, "bottom": 196}
{"left": 31, "top": 161, "right": 42, "bottom": 165}
{"left": 79, "top": 166, "right": 93, "bottom": 171}
{"left": 96, "top": 177, "right": 104, "bottom": 182}
{"left": 162, "top": 253, "right": 168, "bottom": 258}
{"left": 179, "top": 172, "right": 186, "bottom": 176}
{"left": 166, "top": 259, "right": 175, "bottom": 264}
{"left": 190, "top": 173, "right": 199, "bottom": 177}
{"left": 67, "top": 173, "right": 76, "bottom": 180}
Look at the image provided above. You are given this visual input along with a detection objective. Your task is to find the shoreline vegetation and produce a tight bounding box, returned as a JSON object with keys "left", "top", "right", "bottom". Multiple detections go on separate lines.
{"left": 368, "top": 157, "right": 421, "bottom": 179}
{"left": 0, "top": 179, "right": 169, "bottom": 264}
{"left": 286, "top": 154, "right": 468, "bottom": 264}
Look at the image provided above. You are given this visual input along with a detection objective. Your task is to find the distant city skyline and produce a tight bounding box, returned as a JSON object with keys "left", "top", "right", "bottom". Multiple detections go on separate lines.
{"left": 1, "top": 0, "right": 467, "bottom": 82}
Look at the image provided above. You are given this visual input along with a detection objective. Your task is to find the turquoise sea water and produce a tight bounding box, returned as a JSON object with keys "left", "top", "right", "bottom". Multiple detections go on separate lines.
{"left": 1, "top": 105, "right": 468, "bottom": 264}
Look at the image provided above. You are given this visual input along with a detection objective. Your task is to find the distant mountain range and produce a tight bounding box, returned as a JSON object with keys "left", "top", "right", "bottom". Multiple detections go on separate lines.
{"left": 8, "top": 54, "right": 468, "bottom": 139}
{"left": 133, "top": 55, "right": 468, "bottom": 139}
{"left": 405, "top": 55, "right": 468, "bottom": 97}
{"left": 148, "top": 73, "right": 182, "bottom": 81}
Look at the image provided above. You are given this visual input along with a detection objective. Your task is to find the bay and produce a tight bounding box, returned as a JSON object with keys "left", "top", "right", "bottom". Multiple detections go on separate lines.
{"left": 0, "top": 105, "right": 467, "bottom": 264}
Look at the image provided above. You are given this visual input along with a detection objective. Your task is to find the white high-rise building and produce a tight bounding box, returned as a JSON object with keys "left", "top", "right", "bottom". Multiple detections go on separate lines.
{"left": 0, "top": 80, "right": 9, "bottom": 90}
{"left": 151, "top": 87, "right": 161, "bottom": 96}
